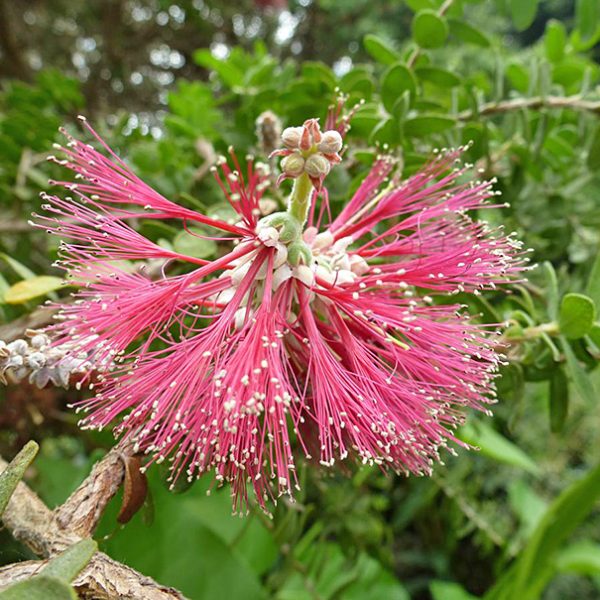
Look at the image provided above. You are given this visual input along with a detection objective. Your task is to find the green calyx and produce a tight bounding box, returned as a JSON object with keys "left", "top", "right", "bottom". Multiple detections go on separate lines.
{"left": 260, "top": 212, "right": 301, "bottom": 242}
{"left": 288, "top": 240, "right": 313, "bottom": 266}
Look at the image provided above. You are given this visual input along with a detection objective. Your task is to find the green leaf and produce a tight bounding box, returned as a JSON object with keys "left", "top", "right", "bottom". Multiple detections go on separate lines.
{"left": 403, "top": 114, "right": 456, "bottom": 137}
{"left": 406, "top": 0, "right": 435, "bottom": 11}
{"left": 555, "top": 542, "right": 600, "bottom": 575}
{"left": 448, "top": 18, "right": 491, "bottom": 47}
{"left": 459, "top": 421, "right": 540, "bottom": 475}
{"left": 549, "top": 368, "right": 569, "bottom": 433}
{"left": 415, "top": 66, "right": 461, "bottom": 87}
{"left": 586, "top": 247, "right": 600, "bottom": 308}
{"left": 508, "top": 480, "right": 548, "bottom": 538}
{"left": 576, "top": 0, "right": 599, "bottom": 42}
{"left": 560, "top": 337, "right": 597, "bottom": 404}
{"left": 431, "top": 581, "right": 479, "bottom": 600}
{"left": 193, "top": 49, "right": 244, "bottom": 89}
{"left": 0, "top": 273, "right": 10, "bottom": 304}
{"left": 0, "top": 253, "right": 35, "bottom": 280}
{"left": 544, "top": 20, "right": 567, "bottom": 63}
{"left": 4, "top": 276, "right": 64, "bottom": 304}
{"left": 412, "top": 10, "right": 449, "bottom": 49}
{"left": 558, "top": 293, "right": 596, "bottom": 339}
{"left": 380, "top": 64, "right": 416, "bottom": 113}
{"left": 0, "top": 576, "right": 77, "bottom": 600}
{"left": 42, "top": 539, "right": 97, "bottom": 582}
{"left": 99, "top": 469, "right": 271, "bottom": 600}
{"left": 173, "top": 228, "right": 218, "bottom": 260}
{"left": 542, "top": 262, "right": 559, "bottom": 320}
{"left": 0, "top": 441, "right": 39, "bottom": 518}
{"left": 509, "top": 0, "right": 539, "bottom": 31}
{"left": 506, "top": 63, "right": 529, "bottom": 93}
{"left": 587, "top": 124, "right": 600, "bottom": 171}
{"left": 363, "top": 34, "right": 400, "bottom": 65}
{"left": 487, "top": 462, "right": 600, "bottom": 600}
{"left": 370, "top": 118, "right": 401, "bottom": 146}
{"left": 511, "top": 462, "right": 600, "bottom": 599}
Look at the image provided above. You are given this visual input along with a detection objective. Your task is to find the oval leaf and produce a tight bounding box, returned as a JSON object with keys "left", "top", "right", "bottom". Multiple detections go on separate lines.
{"left": 5, "top": 276, "right": 64, "bottom": 305}
{"left": 558, "top": 293, "right": 596, "bottom": 339}
{"left": 363, "top": 34, "right": 401, "bottom": 65}
{"left": 509, "top": 0, "right": 539, "bottom": 31}
{"left": 448, "top": 18, "right": 491, "bottom": 47}
{"left": 412, "top": 10, "right": 449, "bottom": 49}
{"left": 544, "top": 20, "right": 566, "bottom": 63}
{"left": 404, "top": 114, "right": 456, "bottom": 137}
{"left": 415, "top": 66, "right": 461, "bottom": 87}
{"left": 381, "top": 64, "right": 416, "bottom": 113}
{"left": 576, "top": 0, "right": 599, "bottom": 42}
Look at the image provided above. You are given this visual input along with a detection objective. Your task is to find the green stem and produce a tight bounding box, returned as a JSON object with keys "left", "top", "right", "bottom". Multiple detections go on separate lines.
{"left": 287, "top": 173, "right": 313, "bottom": 227}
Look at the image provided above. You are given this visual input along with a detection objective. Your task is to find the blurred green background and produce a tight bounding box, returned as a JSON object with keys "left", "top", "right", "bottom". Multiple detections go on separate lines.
{"left": 1, "top": 0, "right": 600, "bottom": 599}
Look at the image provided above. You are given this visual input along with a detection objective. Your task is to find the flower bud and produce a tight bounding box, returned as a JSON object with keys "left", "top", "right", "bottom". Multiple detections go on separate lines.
{"left": 281, "top": 127, "right": 303, "bottom": 149}
{"left": 257, "top": 225, "right": 280, "bottom": 247}
{"left": 304, "top": 154, "right": 331, "bottom": 179}
{"left": 318, "top": 130, "right": 343, "bottom": 155}
{"left": 281, "top": 153, "right": 305, "bottom": 177}
{"left": 293, "top": 264, "right": 315, "bottom": 287}
{"left": 256, "top": 110, "right": 282, "bottom": 155}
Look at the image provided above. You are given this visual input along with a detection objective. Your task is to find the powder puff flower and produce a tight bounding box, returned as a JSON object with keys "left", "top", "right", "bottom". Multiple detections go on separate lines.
{"left": 34, "top": 113, "right": 527, "bottom": 512}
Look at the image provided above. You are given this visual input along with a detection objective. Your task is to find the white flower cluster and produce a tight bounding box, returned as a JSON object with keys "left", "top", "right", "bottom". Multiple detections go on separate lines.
{"left": 0, "top": 332, "right": 94, "bottom": 389}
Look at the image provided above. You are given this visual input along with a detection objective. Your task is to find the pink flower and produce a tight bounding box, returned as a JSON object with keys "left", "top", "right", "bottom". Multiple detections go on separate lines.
{"left": 36, "top": 114, "right": 527, "bottom": 512}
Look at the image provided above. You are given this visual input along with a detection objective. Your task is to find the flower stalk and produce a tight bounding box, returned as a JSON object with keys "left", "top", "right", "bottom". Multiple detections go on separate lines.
{"left": 287, "top": 172, "right": 313, "bottom": 227}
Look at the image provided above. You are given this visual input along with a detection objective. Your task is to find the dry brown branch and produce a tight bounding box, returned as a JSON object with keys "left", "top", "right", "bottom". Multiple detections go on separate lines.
{"left": 0, "top": 442, "right": 186, "bottom": 599}
{"left": 0, "top": 304, "right": 60, "bottom": 343}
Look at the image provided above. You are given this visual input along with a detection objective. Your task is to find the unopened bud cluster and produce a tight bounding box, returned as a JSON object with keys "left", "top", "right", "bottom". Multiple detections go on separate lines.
{"left": 273, "top": 119, "right": 343, "bottom": 186}
{"left": 255, "top": 110, "right": 282, "bottom": 156}
{"left": 0, "top": 332, "right": 94, "bottom": 388}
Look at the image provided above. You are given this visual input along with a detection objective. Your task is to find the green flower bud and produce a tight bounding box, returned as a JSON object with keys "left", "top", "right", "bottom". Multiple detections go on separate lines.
{"left": 304, "top": 153, "right": 331, "bottom": 179}
{"left": 281, "top": 153, "right": 305, "bottom": 177}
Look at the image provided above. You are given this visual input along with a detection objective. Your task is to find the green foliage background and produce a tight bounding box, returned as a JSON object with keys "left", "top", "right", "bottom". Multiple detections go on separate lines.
{"left": 1, "top": 0, "right": 600, "bottom": 599}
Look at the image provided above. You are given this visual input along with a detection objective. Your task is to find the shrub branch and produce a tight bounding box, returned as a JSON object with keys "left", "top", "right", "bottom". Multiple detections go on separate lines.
{"left": 0, "top": 441, "right": 186, "bottom": 600}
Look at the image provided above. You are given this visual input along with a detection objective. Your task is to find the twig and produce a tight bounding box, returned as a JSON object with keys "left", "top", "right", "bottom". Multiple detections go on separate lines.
{"left": 0, "top": 304, "right": 61, "bottom": 343}
{"left": 0, "top": 442, "right": 186, "bottom": 599}
{"left": 457, "top": 95, "right": 600, "bottom": 121}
